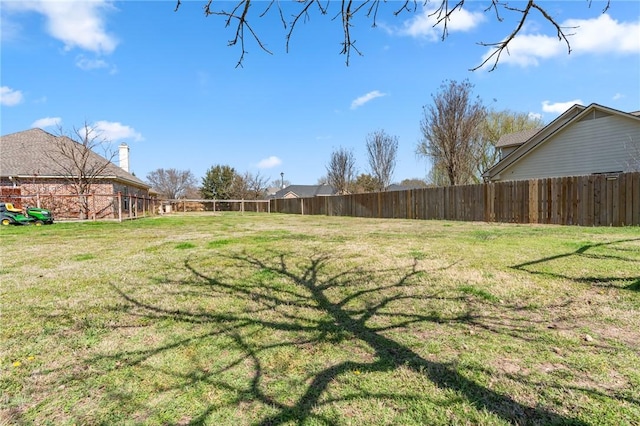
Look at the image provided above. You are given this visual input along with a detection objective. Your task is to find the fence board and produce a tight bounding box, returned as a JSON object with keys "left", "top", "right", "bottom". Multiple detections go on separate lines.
{"left": 633, "top": 173, "right": 640, "bottom": 225}
{"left": 268, "top": 172, "right": 640, "bottom": 226}
{"left": 612, "top": 176, "right": 620, "bottom": 226}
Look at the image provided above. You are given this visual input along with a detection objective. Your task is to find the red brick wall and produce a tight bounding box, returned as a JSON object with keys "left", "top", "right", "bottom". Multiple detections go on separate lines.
{"left": 1, "top": 178, "right": 153, "bottom": 219}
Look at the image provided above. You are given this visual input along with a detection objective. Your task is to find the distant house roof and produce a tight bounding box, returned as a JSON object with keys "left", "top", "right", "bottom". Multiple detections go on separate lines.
{"left": 265, "top": 186, "right": 281, "bottom": 196}
{"left": 495, "top": 127, "right": 543, "bottom": 148}
{"left": 0, "top": 128, "right": 149, "bottom": 189}
{"left": 273, "top": 184, "right": 336, "bottom": 198}
{"left": 387, "top": 182, "right": 429, "bottom": 191}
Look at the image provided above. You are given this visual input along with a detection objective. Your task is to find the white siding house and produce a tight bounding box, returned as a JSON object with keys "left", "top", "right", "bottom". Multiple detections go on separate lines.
{"left": 483, "top": 104, "right": 640, "bottom": 182}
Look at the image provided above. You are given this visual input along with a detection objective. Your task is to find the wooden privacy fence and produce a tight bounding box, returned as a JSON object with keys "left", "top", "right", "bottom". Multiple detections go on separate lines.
{"left": 270, "top": 172, "right": 640, "bottom": 226}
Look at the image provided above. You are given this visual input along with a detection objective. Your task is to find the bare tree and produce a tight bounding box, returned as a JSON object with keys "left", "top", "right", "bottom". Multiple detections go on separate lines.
{"left": 146, "top": 168, "right": 197, "bottom": 199}
{"left": 316, "top": 175, "right": 329, "bottom": 185}
{"left": 176, "top": 0, "right": 610, "bottom": 68}
{"left": 48, "top": 123, "right": 116, "bottom": 219}
{"left": 241, "top": 172, "right": 270, "bottom": 199}
{"left": 219, "top": 171, "right": 270, "bottom": 200}
{"left": 477, "top": 109, "right": 544, "bottom": 175}
{"left": 366, "top": 130, "right": 398, "bottom": 191}
{"left": 426, "top": 161, "right": 450, "bottom": 187}
{"left": 624, "top": 137, "right": 640, "bottom": 172}
{"left": 270, "top": 177, "right": 291, "bottom": 190}
{"left": 230, "top": 173, "right": 249, "bottom": 199}
{"left": 417, "top": 80, "right": 486, "bottom": 186}
{"left": 326, "top": 147, "right": 356, "bottom": 194}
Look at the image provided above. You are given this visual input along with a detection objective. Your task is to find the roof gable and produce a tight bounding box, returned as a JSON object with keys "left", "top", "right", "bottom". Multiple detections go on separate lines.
{"left": 483, "top": 104, "right": 640, "bottom": 180}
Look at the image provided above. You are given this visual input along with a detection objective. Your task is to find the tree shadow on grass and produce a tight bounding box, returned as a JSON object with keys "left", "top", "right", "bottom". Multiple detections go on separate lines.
{"left": 97, "top": 251, "right": 588, "bottom": 425}
{"left": 511, "top": 238, "right": 640, "bottom": 291}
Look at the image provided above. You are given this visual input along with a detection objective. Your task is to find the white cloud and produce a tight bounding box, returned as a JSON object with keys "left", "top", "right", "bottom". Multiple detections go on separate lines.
{"left": 542, "top": 100, "right": 583, "bottom": 114}
{"left": 528, "top": 112, "right": 543, "bottom": 121}
{"left": 5, "top": 0, "right": 118, "bottom": 54}
{"left": 32, "top": 117, "right": 62, "bottom": 128}
{"left": 75, "top": 56, "right": 109, "bottom": 70}
{"left": 567, "top": 14, "right": 640, "bottom": 54}
{"left": 481, "top": 13, "right": 640, "bottom": 68}
{"left": 257, "top": 156, "right": 282, "bottom": 169}
{"left": 0, "top": 86, "right": 24, "bottom": 106}
{"left": 398, "top": 7, "right": 486, "bottom": 40}
{"left": 612, "top": 93, "right": 624, "bottom": 101}
{"left": 485, "top": 34, "right": 565, "bottom": 67}
{"left": 351, "top": 90, "right": 386, "bottom": 110}
{"left": 94, "top": 121, "right": 143, "bottom": 142}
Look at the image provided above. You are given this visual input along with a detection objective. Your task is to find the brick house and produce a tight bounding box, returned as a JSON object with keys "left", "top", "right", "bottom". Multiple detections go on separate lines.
{"left": 0, "top": 128, "right": 154, "bottom": 219}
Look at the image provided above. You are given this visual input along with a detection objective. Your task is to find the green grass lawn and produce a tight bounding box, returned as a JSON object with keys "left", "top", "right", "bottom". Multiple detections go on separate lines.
{"left": 1, "top": 213, "right": 639, "bottom": 425}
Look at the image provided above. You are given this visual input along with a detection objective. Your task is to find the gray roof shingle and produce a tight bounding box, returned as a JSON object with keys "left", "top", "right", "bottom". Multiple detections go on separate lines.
{"left": 1, "top": 128, "right": 148, "bottom": 188}
{"left": 273, "top": 184, "right": 336, "bottom": 198}
{"left": 495, "top": 128, "right": 543, "bottom": 148}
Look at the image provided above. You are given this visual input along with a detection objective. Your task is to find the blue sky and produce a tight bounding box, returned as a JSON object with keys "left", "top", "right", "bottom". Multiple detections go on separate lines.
{"left": 2, "top": 1, "right": 639, "bottom": 186}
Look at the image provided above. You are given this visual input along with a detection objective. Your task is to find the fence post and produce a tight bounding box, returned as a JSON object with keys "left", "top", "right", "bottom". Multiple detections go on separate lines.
{"left": 117, "top": 192, "right": 122, "bottom": 222}
{"left": 92, "top": 193, "right": 96, "bottom": 221}
{"left": 301, "top": 199, "right": 304, "bottom": 215}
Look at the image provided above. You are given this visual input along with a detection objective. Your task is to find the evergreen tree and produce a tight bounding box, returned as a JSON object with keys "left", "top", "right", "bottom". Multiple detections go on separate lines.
{"left": 201, "top": 165, "right": 237, "bottom": 199}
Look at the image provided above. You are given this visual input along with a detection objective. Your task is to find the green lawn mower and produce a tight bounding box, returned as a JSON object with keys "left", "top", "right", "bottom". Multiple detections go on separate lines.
{"left": 25, "top": 206, "right": 54, "bottom": 225}
{"left": 0, "top": 203, "right": 34, "bottom": 226}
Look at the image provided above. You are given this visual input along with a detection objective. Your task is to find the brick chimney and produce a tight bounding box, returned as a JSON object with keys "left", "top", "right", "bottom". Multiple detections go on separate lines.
{"left": 118, "top": 143, "right": 130, "bottom": 173}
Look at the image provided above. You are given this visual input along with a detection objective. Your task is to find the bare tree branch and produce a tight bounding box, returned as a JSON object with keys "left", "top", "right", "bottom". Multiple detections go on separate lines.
{"left": 326, "top": 147, "right": 356, "bottom": 194}
{"left": 366, "top": 130, "right": 398, "bottom": 191}
{"left": 430, "top": 0, "right": 465, "bottom": 41}
{"left": 590, "top": 0, "right": 611, "bottom": 14}
{"left": 178, "top": 0, "right": 613, "bottom": 68}
{"left": 285, "top": 0, "right": 326, "bottom": 56}
{"left": 470, "top": 1, "right": 575, "bottom": 71}
{"left": 202, "top": 0, "right": 274, "bottom": 67}
{"left": 48, "top": 122, "right": 116, "bottom": 219}
{"left": 392, "top": 1, "right": 417, "bottom": 18}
